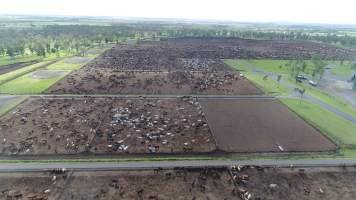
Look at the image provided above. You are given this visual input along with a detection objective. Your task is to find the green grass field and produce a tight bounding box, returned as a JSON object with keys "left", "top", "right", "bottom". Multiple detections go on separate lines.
{"left": 0, "top": 55, "right": 40, "bottom": 67}
{"left": 244, "top": 73, "right": 291, "bottom": 95}
{"left": 331, "top": 61, "right": 356, "bottom": 78}
{"left": 0, "top": 61, "right": 50, "bottom": 84}
{"left": 0, "top": 71, "right": 70, "bottom": 94}
{"left": 225, "top": 59, "right": 292, "bottom": 95}
{"left": 224, "top": 59, "right": 250, "bottom": 71}
{"left": 0, "top": 56, "right": 92, "bottom": 94}
{"left": 281, "top": 99, "right": 356, "bottom": 147}
{"left": 46, "top": 60, "right": 84, "bottom": 70}
{"left": 244, "top": 59, "right": 316, "bottom": 75}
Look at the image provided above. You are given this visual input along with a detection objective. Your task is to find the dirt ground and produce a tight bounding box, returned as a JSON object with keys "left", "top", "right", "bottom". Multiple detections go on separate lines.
{"left": 0, "top": 168, "right": 235, "bottom": 200}
{"left": 0, "top": 97, "right": 112, "bottom": 155}
{"left": 2, "top": 167, "right": 356, "bottom": 200}
{"left": 0, "top": 97, "right": 215, "bottom": 155}
{"left": 46, "top": 69, "right": 262, "bottom": 95}
{"left": 0, "top": 97, "right": 338, "bottom": 155}
{"left": 199, "top": 98, "right": 337, "bottom": 153}
{"left": 91, "top": 97, "right": 215, "bottom": 154}
{"left": 230, "top": 166, "right": 356, "bottom": 200}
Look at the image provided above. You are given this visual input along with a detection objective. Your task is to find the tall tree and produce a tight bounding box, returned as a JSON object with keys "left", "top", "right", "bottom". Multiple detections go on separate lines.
{"left": 311, "top": 55, "right": 326, "bottom": 80}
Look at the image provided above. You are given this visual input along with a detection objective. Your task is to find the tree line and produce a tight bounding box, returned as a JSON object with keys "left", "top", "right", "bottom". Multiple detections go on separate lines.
{"left": 1, "top": 23, "right": 356, "bottom": 58}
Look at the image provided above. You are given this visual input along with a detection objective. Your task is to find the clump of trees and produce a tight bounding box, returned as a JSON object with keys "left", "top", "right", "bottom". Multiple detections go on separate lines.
{"left": 311, "top": 55, "right": 326, "bottom": 81}
{"left": 286, "top": 59, "right": 307, "bottom": 79}
{"left": 286, "top": 55, "right": 326, "bottom": 82}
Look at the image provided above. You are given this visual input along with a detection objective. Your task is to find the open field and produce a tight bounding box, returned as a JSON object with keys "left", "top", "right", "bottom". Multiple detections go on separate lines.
{"left": 200, "top": 98, "right": 337, "bottom": 153}
{"left": 46, "top": 69, "right": 262, "bottom": 95}
{"left": 2, "top": 167, "right": 356, "bottom": 200}
{"left": 0, "top": 55, "right": 40, "bottom": 67}
{"left": 0, "top": 97, "right": 215, "bottom": 155}
{"left": 247, "top": 59, "right": 314, "bottom": 75}
{"left": 0, "top": 70, "right": 69, "bottom": 94}
{"left": 0, "top": 56, "right": 93, "bottom": 94}
{"left": 0, "top": 61, "right": 51, "bottom": 85}
{"left": 331, "top": 61, "right": 356, "bottom": 78}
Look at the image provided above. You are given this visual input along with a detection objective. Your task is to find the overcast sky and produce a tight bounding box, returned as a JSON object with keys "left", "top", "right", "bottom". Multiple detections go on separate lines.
{"left": 1, "top": 0, "right": 356, "bottom": 24}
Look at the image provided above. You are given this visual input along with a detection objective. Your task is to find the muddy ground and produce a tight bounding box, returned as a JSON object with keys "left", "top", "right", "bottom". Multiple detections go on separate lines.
{"left": 0, "top": 97, "right": 215, "bottom": 155}
{"left": 200, "top": 99, "right": 337, "bottom": 153}
{"left": 46, "top": 69, "right": 262, "bottom": 95}
{"left": 1, "top": 167, "right": 356, "bottom": 200}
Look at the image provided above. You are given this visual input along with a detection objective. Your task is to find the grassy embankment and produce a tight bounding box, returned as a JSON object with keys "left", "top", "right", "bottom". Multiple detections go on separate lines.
{"left": 0, "top": 96, "right": 27, "bottom": 117}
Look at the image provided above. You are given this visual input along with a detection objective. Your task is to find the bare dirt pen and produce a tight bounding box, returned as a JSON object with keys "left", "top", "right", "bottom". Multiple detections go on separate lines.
{"left": 0, "top": 168, "right": 235, "bottom": 200}
{"left": 92, "top": 97, "right": 215, "bottom": 154}
{"left": 229, "top": 166, "right": 356, "bottom": 200}
{"left": 0, "top": 97, "right": 111, "bottom": 155}
{"left": 2, "top": 167, "right": 356, "bottom": 200}
{"left": 0, "top": 97, "right": 215, "bottom": 155}
{"left": 46, "top": 69, "right": 262, "bottom": 95}
{"left": 200, "top": 98, "right": 337, "bottom": 153}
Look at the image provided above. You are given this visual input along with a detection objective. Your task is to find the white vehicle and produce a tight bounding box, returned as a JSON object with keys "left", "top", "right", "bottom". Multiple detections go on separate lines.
{"left": 308, "top": 80, "right": 318, "bottom": 86}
